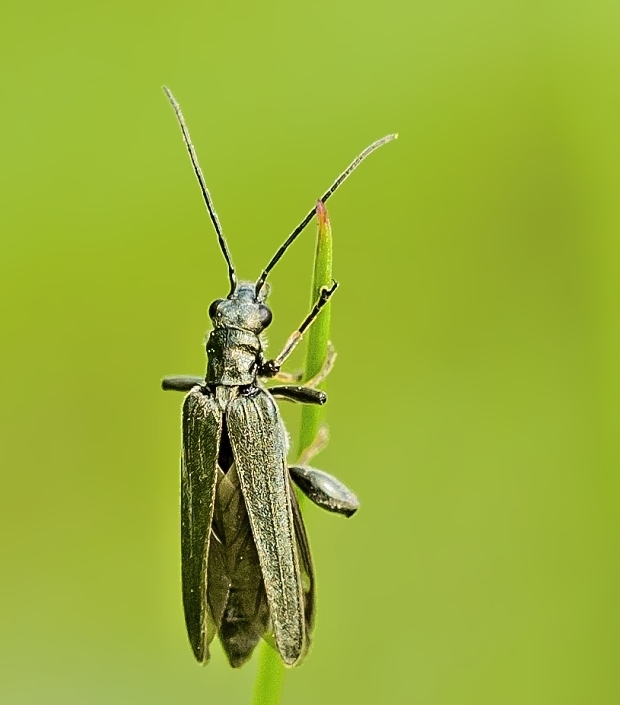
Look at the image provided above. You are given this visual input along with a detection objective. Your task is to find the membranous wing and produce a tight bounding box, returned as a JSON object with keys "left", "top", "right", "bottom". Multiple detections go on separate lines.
{"left": 181, "top": 387, "right": 222, "bottom": 663}
{"left": 207, "top": 460, "right": 270, "bottom": 668}
{"left": 227, "top": 388, "right": 307, "bottom": 666}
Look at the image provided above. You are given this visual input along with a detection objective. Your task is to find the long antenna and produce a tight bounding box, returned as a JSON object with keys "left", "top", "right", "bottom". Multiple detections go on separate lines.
{"left": 255, "top": 133, "right": 397, "bottom": 295}
{"left": 163, "top": 86, "right": 237, "bottom": 294}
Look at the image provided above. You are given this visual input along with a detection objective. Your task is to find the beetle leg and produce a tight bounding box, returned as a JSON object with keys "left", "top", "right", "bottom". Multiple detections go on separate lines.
{"left": 273, "top": 369, "right": 304, "bottom": 383}
{"left": 297, "top": 425, "right": 330, "bottom": 465}
{"left": 260, "top": 282, "right": 338, "bottom": 376}
{"left": 162, "top": 375, "right": 204, "bottom": 392}
{"left": 304, "top": 342, "right": 337, "bottom": 389}
{"left": 268, "top": 386, "right": 326, "bottom": 405}
{"left": 264, "top": 342, "right": 335, "bottom": 386}
{"left": 289, "top": 465, "right": 359, "bottom": 517}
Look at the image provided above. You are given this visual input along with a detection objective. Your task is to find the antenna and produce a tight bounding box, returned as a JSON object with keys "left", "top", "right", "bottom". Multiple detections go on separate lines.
{"left": 163, "top": 86, "right": 237, "bottom": 294}
{"left": 255, "top": 133, "right": 397, "bottom": 295}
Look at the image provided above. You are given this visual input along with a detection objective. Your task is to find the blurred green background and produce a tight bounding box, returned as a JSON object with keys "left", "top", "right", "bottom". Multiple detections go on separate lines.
{"left": 1, "top": 0, "right": 619, "bottom": 703}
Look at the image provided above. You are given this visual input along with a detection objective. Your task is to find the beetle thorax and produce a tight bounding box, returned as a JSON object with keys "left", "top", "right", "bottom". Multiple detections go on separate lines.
{"left": 205, "top": 281, "right": 271, "bottom": 386}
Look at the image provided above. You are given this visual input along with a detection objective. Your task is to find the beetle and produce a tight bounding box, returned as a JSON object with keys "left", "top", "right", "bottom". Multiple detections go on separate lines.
{"left": 161, "top": 86, "right": 396, "bottom": 667}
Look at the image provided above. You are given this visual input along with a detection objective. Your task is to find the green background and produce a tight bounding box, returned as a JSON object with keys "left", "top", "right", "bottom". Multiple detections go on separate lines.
{"left": 1, "top": 0, "right": 619, "bottom": 703}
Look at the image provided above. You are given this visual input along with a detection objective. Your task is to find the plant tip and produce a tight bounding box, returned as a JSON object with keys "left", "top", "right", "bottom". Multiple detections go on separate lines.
{"left": 316, "top": 200, "right": 330, "bottom": 227}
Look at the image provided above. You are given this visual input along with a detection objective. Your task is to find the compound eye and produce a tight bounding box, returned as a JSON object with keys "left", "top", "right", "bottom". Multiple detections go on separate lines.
{"left": 258, "top": 305, "right": 273, "bottom": 328}
{"left": 209, "top": 299, "right": 224, "bottom": 319}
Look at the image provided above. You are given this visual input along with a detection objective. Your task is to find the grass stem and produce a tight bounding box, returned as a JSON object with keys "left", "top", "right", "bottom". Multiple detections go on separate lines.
{"left": 250, "top": 200, "right": 333, "bottom": 704}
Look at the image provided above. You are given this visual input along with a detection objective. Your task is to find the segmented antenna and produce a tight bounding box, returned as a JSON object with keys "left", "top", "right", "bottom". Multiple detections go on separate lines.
{"left": 163, "top": 86, "right": 237, "bottom": 294}
{"left": 255, "top": 133, "right": 397, "bottom": 295}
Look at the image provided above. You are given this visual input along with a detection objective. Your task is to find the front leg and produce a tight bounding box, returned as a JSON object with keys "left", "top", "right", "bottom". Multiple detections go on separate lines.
{"left": 258, "top": 283, "right": 338, "bottom": 378}
{"left": 162, "top": 375, "right": 204, "bottom": 392}
{"left": 304, "top": 341, "right": 337, "bottom": 389}
{"left": 272, "top": 369, "right": 304, "bottom": 384}
{"left": 269, "top": 386, "right": 326, "bottom": 405}
{"left": 261, "top": 342, "right": 337, "bottom": 388}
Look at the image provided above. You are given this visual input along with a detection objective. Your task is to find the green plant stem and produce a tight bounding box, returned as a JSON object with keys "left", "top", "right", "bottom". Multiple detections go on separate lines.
{"left": 297, "top": 200, "right": 333, "bottom": 462}
{"left": 250, "top": 201, "right": 333, "bottom": 705}
{"left": 251, "top": 642, "right": 285, "bottom": 705}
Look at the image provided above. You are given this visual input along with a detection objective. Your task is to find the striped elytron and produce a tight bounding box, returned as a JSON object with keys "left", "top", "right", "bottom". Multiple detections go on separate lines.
{"left": 161, "top": 86, "right": 396, "bottom": 667}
